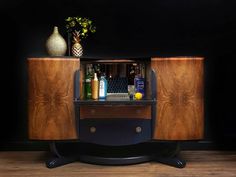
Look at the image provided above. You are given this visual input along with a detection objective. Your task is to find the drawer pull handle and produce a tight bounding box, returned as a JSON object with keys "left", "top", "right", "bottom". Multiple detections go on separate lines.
{"left": 90, "top": 127, "right": 96, "bottom": 133}
{"left": 91, "top": 109, "right": 95, "bottom": 114}
{"left": 136, "top": 126, "right": 142, "bottom": 133}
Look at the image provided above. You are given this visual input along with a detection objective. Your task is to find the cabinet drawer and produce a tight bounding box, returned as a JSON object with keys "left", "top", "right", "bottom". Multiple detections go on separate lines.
{"left": 79, "top": 119, "right": 152, "bottom": 146}
{"left": 80, "top": 105, "right": 151, "bottom": 119}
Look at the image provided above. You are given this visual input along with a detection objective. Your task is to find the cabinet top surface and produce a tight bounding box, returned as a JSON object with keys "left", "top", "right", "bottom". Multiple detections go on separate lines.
{"left": 27, "top": 56, "right": 204, "bottom": 62}
{"left": 28, "top": 57, "right": 80, "bottom": 61}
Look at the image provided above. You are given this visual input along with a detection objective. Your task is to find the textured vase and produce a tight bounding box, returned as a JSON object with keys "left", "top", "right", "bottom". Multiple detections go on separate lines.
{"left": 72, "top": 42, "right": 83, "bottom": 57}
{"left": 46, "top": 26, "right": 67, "bottom": 56}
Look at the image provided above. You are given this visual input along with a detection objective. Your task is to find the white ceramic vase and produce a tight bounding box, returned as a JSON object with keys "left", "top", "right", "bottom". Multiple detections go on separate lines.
{"left": 46, "top": 26, "right": 67, "bottom": 56}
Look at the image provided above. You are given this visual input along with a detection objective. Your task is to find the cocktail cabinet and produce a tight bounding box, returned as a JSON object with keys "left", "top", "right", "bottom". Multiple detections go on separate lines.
{"left": 28, "top": 57, "right": 204, "bottom": 168}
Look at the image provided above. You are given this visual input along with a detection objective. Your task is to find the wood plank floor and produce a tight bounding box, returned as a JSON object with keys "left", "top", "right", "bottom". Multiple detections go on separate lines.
{"left": 0, "top": 151, "right": 235, "bottom": 177}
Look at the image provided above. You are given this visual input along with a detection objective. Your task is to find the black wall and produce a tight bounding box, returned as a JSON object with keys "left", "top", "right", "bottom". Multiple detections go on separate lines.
{"left": 0, "top": 0, "right": 236, "bottom": 149}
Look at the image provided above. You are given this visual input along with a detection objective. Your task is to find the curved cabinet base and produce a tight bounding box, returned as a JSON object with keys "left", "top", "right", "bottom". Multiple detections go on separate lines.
{"left": 79, "top": 154, "right": 185, "bottom": 168}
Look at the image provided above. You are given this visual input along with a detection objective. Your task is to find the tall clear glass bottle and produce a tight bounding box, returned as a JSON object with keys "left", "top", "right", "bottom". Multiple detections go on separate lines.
{"left": 99, "top": 74, "right": 107, "bottom": 99}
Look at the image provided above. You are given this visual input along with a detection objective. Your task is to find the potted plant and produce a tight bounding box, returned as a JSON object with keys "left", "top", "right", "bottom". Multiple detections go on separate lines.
{"left": 65, "top": 16, "right": 96, "bottom": 57}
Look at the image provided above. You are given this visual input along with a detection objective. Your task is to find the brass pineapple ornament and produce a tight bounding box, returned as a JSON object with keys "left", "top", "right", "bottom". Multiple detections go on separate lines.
{"left": 72, "top": 30, "right": 83, "bottom": 57}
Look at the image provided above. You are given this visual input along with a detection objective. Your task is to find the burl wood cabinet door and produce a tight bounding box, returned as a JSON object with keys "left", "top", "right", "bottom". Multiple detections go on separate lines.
{"left": 151, "top": 57, "right": 204, "bottom": 140}
{"left": 28, "top": 58, "right": 79, "bottom": 140}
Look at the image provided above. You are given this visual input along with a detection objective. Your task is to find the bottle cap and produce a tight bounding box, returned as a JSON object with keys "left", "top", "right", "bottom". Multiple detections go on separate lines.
{"left": 94, "top": 72, "right": 98, "bottom": 79}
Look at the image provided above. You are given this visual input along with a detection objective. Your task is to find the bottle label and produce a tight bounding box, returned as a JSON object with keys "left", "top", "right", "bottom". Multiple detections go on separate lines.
{"left": 99, "top": 80, "right": 105, "bottom": 97}
{"left": 86, "top": 78, "right": 91, "bottom": 82}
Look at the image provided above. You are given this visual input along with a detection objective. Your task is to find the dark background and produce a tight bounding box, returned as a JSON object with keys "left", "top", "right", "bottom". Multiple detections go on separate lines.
{"left": 0, "top": 0, "right": 235, "bottom": 150}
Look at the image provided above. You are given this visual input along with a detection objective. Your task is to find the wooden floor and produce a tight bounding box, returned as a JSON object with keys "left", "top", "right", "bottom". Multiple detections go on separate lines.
{"left": 0, "top": 151, "right": 236, "bottom": 177}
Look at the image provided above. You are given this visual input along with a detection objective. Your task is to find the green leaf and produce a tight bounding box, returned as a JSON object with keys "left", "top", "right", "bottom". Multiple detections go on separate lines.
{"left": 65, "top": 16, "right": 96, "bottom": 39}
{"left": 65, "top": 17, "right": 72, "bottom": 21}
{"left": 82, "top": 28, "right": 88, "bottom": 33}
{"left": 69, "top": 21, "right": 76, "bottom": 27}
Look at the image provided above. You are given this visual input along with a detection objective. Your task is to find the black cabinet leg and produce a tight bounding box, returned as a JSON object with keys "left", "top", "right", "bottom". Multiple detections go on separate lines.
{"left": 152, "top": 142, "right": 186, "bottom": 168}
{"left": 46, "top": 155, "right": 79, "bottom": 168}
{"left": 154, "top": 156, "right": 186, "bottom": 168}
{"left": 45, "top": 142, "right": 79, "bottom": 168}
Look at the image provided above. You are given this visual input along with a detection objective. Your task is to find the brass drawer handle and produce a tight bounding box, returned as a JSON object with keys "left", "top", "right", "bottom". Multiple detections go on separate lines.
{"left": 90, "top": 127, "right": 96, "bottom": 133}
{"left": 90, "top": 109, "right": 96, "bottom": 114}
{"left": 136, "top": 126, "right": 142, "bottom": 133}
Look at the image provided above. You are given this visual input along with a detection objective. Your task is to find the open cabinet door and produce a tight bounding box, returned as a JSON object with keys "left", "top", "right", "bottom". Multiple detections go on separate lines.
{"left": 151, "top": 57, "right": 204, "bottom": 140}
{"left": 28, "top": 58, "right": 79, "bottom": 140}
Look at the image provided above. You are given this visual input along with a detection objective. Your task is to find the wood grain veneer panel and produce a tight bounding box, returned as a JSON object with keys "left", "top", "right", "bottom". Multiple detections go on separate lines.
{"left": 80, "top": 105, "right": 151, "bottom": 119}
{"left": 28, "top": 58, "right": 80, "bottom": 140}
{"left": 151, "top": 57, "right": 204, "bottom": 140}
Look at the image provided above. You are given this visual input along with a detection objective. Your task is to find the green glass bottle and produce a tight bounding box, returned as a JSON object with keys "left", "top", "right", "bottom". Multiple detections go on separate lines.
{"left": 85, "top": 64, "right": 93, "bottom": 99}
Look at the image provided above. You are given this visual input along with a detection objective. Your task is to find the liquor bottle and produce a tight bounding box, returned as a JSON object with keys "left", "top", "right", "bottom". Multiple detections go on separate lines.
{"left": 85, "top": 64, "right": 93, "bottom": 99}
{"left": 127, "top": 64, "right": 136, "bottom": 99}
{"left": 133, "top": 63, "right": 145, "bottom": 99}
{"left": 93, "top": 64, "right": 101, "bottom": 78}
{"left": 85, "top": 74, "right": 92, "bottom": 99}
{"left": 127, "top": 64, "right": 135, "bottom": 85}
{"left": 134, "top": 75, "right": 145, "bottom": 99}
{"left": 140, "top": 63, "right": 145, "bottom": 78}
{"left": 92, "top": 73, "right": 99, "bottom": 100}
{"left": 99, "top": 74, "right": 108, "bottom": 99}
{"left": 134, "top": 63, "right": 140, "bottom": 77}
